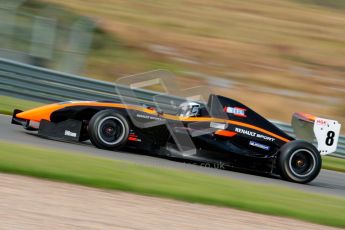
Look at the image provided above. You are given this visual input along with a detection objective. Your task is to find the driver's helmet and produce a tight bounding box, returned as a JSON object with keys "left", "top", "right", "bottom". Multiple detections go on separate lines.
{"left": 177, "top": 101, "right": 201, "bottom": 117}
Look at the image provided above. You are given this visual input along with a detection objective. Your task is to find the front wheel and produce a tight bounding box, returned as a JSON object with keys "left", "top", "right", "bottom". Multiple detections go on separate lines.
{"left": 277, "top": 140, "right": 321, "bottom": 184}
{"left": 88, "top": 110, "right": 130, "bottom": 150}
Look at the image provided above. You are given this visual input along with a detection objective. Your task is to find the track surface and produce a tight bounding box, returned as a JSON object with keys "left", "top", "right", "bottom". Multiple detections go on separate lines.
{"left": 1, "top": 115, "right": 344, "bottom": 197}
{"left": 1, "top": 173, "right": 339, "bottom": 230}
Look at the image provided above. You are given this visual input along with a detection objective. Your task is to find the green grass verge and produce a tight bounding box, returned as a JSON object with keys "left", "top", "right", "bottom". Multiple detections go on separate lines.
{"left": 0, "top": 141, "right": 344, "bottom": 228}
{"left": 323, "top": 156, "right": 345, "bottom": 173}
{"left": 0, "top": 96, "right": 43, "bottom": 115}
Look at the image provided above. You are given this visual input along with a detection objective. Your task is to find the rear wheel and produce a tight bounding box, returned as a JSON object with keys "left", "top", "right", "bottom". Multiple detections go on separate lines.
{"left": 277, "top": 140, "right": 321, "bottom": 184}
{"left": 88, "top": 110, "right": 129, "bottom": 150}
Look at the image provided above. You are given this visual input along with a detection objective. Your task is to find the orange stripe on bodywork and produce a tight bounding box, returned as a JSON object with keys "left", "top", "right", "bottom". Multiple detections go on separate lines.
{"left": 175, "top": 117, "right": 290, "bottom": 142}
{"left": 16, "top": 102, "right": 158, "bottom": 122}
{"left": 215, "top": 130, "right": 237, "bottom": 137}
{"left": 294, "top": 112, "right": 316, "bottom": 122}
{"left": 16, "top": 101, "right": 290, "bottom": 143}
{"left": 226, "top": 120, "right": 291, "bottom": 143}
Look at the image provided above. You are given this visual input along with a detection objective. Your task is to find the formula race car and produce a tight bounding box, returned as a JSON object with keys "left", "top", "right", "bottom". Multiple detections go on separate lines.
{"left": 11, "top": 94, "right": 341, "bottom": 183}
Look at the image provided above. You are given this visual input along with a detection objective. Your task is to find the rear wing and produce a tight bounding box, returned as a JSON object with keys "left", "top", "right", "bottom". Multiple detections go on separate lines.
{"left": 292, "top": 112, "right": 341, "bottom": 155}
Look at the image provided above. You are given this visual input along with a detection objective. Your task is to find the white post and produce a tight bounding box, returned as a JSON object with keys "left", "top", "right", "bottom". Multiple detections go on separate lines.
{"left": 56, "top": 17, "right": 95, "bottom": 74}
{"left": 30, "top": 16, "right": 57, "bottom": 60}
{"left": 0, "top": 0, "right": 25, "bottom": 49}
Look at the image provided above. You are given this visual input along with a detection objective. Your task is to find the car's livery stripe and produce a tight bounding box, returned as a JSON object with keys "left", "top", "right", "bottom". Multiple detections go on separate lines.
{"left": 163, "top": 116, "right": 290, "bottom": 142}
{"left": 175, "top": 117, "right": 290, "bottom": 142}
{"left": 16, "top": 102, "right": 157, "bottom": 122}
{"left": 16, "top": 101, "right": 290, "bottom": 143}
{"left": 215, "top": 130, "right": 237, "bottom": 137}
{"left": 294, "top": 112, "right": 316, "bottom": 122}
{"left": 226, "top": 120, "right": 290, "bottom": 142}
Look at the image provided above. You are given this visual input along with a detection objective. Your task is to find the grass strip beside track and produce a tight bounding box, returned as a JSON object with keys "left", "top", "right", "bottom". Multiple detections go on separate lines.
{"left": 323, "top": 156, "right": 345, "bottom": 173}
{"left": 0, "top": 141, "right": 344, "bottom": 228}
{"left": 0, "top": 96, "right": 42, "bottom": 115}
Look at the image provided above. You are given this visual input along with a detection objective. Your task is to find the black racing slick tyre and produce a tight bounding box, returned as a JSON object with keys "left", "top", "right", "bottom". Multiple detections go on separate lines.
{"left": 277, "top": 140, "right": 321, "bottom": 184}
{"left": 88, "top": 110, "right": 129, "bottom": 150}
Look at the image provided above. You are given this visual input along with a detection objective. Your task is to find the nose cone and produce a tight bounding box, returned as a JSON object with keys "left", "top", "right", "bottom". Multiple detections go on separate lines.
{"left": 16, "top": 103, "right": 64, "bottom": 122}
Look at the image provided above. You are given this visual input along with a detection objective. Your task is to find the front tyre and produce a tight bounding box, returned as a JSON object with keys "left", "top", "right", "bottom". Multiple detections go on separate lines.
{"left": 277, "top": 140, "right": 321, "bottom": 184}
{"left": 88, "top": 110, "right": 129, "bottom": 150}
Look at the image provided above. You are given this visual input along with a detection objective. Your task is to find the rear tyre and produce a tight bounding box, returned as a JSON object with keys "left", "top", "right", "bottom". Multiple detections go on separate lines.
{"left": 88, "top": 110, "right": 129, "bottom": 150}
{"left": 277, "top": 140, "right": 321, "bottom": 184}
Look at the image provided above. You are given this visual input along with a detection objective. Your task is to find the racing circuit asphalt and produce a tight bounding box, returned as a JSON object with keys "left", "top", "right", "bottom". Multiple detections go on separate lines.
{"left": 0, "top": 115, "right": 344, "bottom": 197}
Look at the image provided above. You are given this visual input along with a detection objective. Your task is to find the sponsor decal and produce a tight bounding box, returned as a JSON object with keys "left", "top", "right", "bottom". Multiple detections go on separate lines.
{"left": 316, "top": 119, "right": 327, "bottom": 126}
{"left": 210, "top": 122, "right": 226, "bottom": 129}
{"left": 235, "top": 127, "right": 256, "bottom": 137}
{"left": 136, "top": 113, "right": 164, "bottom": 121}
{"left": 235, "top": 127, "right": 275, "bottom": 142}
{"left": 249, "top": 141, "right": 270, "bottom": 151}
{"left": 64, "top": 130, "right": 77, "bottom": 137}
{"left": 224, "top": 106, "right": 247, "bottom": 118}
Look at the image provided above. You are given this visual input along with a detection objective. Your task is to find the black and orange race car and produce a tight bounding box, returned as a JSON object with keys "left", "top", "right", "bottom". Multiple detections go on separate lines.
{"left": 11, "top": 94, "right": 341, "bottom": 183}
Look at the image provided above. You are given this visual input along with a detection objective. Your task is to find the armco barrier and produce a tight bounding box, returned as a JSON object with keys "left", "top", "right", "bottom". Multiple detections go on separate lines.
{"left": 0, "top": 58, "right": 344, "bottom": 158}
